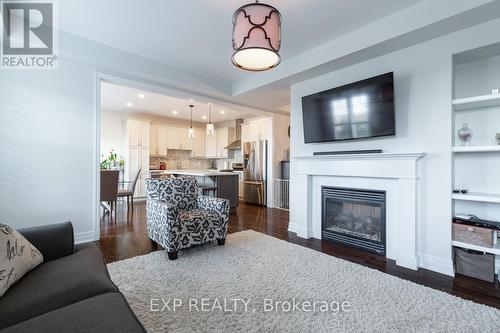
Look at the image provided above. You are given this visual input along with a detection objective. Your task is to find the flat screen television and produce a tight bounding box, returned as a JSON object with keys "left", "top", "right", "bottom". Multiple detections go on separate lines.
{"left": 301, "top": 72, "right": 395, "bottom": 143}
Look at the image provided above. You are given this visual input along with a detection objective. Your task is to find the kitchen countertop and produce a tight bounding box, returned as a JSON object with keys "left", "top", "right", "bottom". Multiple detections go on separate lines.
{"left": 150, "top": 169, "right": 239, "bottom": 177}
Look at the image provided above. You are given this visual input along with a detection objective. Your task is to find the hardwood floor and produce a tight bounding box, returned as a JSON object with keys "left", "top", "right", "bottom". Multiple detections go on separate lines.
{"left": 98, "top": 200, "right": 500, "bottom": 309}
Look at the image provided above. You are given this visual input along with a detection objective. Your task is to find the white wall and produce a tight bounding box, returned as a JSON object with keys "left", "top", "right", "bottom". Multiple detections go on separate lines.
{"left": 289, "top": 18, "right": 500, "bottom": 275}
{"left": 100, "top": 110, "right": 127, "bottom": 162}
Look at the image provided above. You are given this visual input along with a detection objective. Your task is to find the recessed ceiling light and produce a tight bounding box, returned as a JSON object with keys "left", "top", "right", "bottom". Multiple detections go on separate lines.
{"left": 202, "top": 115, "right": 207, "bottom": 120}
{"left": 172, "top": 110, "right": 178, "bottom": 115}
{"left": 126, "top": 102, "right": 133, "bottom": 107}
{"left": 220, "top": 110, "right": 225, "bottom": 114}
{"left": 138, "top": 93, "right": 145, "bottom": 99}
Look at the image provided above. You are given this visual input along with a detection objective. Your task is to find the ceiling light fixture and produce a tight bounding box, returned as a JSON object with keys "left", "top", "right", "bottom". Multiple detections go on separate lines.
{"left": 220, "top": 110, "right": 225, "bottom": 114}
{"left": 138, "top": 93, "right": 145, "bottom": 99}
{"left": 202, "top": 115, "right": 207, "bottom": 120}
{"left": 232, "top": 0, "right": 282, "bottom": 71}
{"left": 126, "top": 102, "right": 133, "bottom": 107}
{"left": 206, "top": 103, "right": 215, "bottom": 136}
{"left": 172, "top": 110, "right": 178, "bottom": 115}
{"left": 188, "top": 105, "right": 195, "bottom": 139}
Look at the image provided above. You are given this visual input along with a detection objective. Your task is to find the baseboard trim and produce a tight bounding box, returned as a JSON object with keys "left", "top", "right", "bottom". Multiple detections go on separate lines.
{"left": 75, "top": 230, "right": 97, "bottom": 244}
{"left": 419, "top": 254, "right": 454, "bottom": 277}
{"left": 396, "top": 254, "right": 418, "bottom": 271}
{"left": 288, "top": 222, "right": 298, "bottom": 234}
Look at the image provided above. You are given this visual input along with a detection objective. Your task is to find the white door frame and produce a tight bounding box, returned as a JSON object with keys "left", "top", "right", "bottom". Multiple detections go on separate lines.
{"left": 93, "top": 71, "right": 280, "bottom": 241}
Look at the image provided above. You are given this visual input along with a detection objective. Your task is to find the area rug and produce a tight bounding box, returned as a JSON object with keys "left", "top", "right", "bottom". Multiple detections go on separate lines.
{"left": 108, "top": 230, "right": 500, "bottom": 332}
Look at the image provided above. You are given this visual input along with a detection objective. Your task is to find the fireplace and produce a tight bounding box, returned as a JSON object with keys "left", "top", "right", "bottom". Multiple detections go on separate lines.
{"left": 322, "top": 187, "right": 386, "bottom": 255}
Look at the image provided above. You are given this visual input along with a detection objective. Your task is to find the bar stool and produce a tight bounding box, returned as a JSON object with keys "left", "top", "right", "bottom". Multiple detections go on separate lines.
{"left": 201, "top": 186, "right": 218, "bottom": 197}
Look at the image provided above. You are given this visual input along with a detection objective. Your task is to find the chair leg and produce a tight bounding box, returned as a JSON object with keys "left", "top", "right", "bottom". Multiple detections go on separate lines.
{"left": 217, "top": 238, "right": 226, "bottom": 246}
{"left": 150, "top": 238, "right": 158, "bottom": 250}
{"left": 167, "top": 251, "right": 178, "bottom": 260}
{"left": 131, "top": 196, "right": 134, "bottom": 210}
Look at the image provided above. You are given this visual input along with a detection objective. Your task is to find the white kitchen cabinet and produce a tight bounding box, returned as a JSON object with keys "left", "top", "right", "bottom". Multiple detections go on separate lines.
{"left": 157, "top": 125, "right": 169, "bottom": 156}
{"left": 126, "top": 119, "right": 150, "bottom": 198}
{"left": 150, "top": 124, "right": 158, "bottom": 155}
{"left": 149, "top": 124, "right": 168, "bottom": 156}
{"left": 166, "top": 127, "right": 180, "bottom": 150}
{"left": 215, "top": 127, "right": 235, "bottom": 158}
{"left": 127, "top": 119, "right": 150, "bottom": 147}
{"left": 128, "top": 146, "right": 149, "bottom": 172}
{"left": 205, "top": 132, "right": 217, "bottom": 158}
{"left": 127, "top": 145, "right": 149, "bottom": 199}
{"left": 167, "top": 127, "right": 193, "bottom": 150}
{"left": 191, "top": 128, "right": 205, "bottom": 158}
{"left": 180, "top": 128, "right": 193, "bottom": 150}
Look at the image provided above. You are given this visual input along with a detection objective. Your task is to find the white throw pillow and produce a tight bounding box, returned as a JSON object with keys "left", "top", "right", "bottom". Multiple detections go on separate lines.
{"left": 0, "top": 224, "right": 43, "bottom": 298}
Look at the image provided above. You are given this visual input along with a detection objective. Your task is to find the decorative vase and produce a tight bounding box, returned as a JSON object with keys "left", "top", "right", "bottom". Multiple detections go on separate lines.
{"left": 458, "top": 123, "right": 473, "bottom": 146}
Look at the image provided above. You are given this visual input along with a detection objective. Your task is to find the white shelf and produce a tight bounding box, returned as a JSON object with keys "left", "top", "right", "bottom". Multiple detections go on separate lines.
{"left": 452, "top": 192, "right": 500, "bottom": 204}
{"left": 452, "top": 94, "right": 500, "bottom": 111}
{"left": 452, "top": 146, "right": 500, "bottom": 153}
{"left": 452, "top": 240, "right": 500, "bottom": 255}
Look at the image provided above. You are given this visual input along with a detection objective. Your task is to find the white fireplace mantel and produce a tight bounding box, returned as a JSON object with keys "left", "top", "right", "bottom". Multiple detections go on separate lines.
{"left": 290, "top": 152, "right": 426, "bottom": 270}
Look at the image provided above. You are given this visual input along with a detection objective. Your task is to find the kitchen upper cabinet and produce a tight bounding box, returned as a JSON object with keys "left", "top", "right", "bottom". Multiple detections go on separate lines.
{"left": 127, "top": 119, "right": 150, "bottom": 147}
{"left": 205, "top": 132, "right": 217, "bottom": 158}
{"left": 149, "top": 124, "right": 168, "bottom": 156}
{"left": 166, "top": 127, "right": 180, "bottom": 150}
{"left": 215, "top": 127, "right": 235, "bottom": 158}
{"left": 180, "top": 128, "right": 193, "bottom": 150}
{"left": 191, "top": 128, "right": 205, "bottom": 158}
{"left": 247, "top": 119, "right": 269, "bottom": 141}
{"left": 167, "top": 126, "right": 192, "bottom": 150}
{"left": 157, "top": 126, "right": 169, "bottom": 156}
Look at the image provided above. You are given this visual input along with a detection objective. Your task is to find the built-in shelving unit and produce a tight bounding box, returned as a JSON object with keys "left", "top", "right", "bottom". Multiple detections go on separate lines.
{"left": 452, "top": 94, "right": 500, "bottom": 111}
{"left": 452, "top": 146, "right": 500, "bottom": 153}
{"left": 452, "top": 192, "right": 500, "bottom": 204}
{"left": 451, "top": 241, "right": 500, "bottom": 256}
{"left": 451, "top": 43, "right": 500, "bottom": 281}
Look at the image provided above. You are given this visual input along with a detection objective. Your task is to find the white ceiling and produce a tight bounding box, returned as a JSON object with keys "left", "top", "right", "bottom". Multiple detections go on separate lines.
{"left": 100, "top": 82, "right": 257, "bottom": 123}
{"left": 58, "top": 0, "right": 422, "bottom": 85}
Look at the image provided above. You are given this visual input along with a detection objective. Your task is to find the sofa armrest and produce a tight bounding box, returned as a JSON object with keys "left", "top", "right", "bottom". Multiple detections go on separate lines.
{"left": 197, "top": 196, "right": 230, "bottom": 220}
{"left": 146, "top": 200, "right": 180, "bottom": 229}
{"left": 18, "top": 222, "right": 74, "bottom": 262}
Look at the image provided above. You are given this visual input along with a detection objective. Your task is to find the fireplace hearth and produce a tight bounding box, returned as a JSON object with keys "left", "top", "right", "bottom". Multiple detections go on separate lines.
{"left": 322, "top": 187, "right": 386, "bottom": 255}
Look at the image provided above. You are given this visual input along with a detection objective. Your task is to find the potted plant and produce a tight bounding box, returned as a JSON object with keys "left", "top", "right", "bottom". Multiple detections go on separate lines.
{"left": 100, "top": 150, "right": 125, "bottom": 170}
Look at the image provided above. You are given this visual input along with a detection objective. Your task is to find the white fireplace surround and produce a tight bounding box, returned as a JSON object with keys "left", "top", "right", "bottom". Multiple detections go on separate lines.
{"left": 289, "top": 152, "right": 426, "bottom": 270}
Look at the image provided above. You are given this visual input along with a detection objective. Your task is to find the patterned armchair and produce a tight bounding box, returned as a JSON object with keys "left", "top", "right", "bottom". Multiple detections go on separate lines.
{"left": 145, "top": 177, "right": 230, "bottom": 260}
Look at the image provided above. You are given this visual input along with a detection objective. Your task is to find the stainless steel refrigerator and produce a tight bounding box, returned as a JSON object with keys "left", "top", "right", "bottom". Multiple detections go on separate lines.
{"left": 243, "top": 141, "right": 267, "bottom": 206}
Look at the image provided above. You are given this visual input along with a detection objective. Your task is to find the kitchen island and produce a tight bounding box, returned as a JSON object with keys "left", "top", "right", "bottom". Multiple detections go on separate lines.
{"left": 151, "top": 169, "right": 239, "bottom": 212}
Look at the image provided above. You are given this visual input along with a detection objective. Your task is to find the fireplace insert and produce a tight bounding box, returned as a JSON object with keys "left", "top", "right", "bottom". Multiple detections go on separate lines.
{"left": 322, "top": 187, "right": 386, "bottom": 255}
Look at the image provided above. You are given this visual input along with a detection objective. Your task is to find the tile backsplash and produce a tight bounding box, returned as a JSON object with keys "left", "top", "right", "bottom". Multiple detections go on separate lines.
{"left": 150, "top": 149, "right": 243, "bottom": 170}
{"left": 150, "top": 150, "right": 214, "bottom": 170}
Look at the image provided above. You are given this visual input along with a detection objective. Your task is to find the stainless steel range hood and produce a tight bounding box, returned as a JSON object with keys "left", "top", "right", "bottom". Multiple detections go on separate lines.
{"left": 225, "top": 119, "right": 243, "bottom": 150}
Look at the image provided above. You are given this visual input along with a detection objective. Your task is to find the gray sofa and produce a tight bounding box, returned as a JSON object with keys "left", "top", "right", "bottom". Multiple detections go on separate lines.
{"left": 0, "top": 222, "right": 146, "bottom": 333}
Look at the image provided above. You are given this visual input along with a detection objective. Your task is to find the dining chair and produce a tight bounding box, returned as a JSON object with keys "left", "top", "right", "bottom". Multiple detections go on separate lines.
{"left": 118, "top": 169, "right": 141, "bottom": 209}
{"left": 100, "top": 170, "right": 120, "bottom": 216}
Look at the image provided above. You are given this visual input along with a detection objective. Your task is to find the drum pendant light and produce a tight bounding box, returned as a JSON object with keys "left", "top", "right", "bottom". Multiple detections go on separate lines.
{"left": 232, "top": 0, "right": 282, "bottom": 71}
